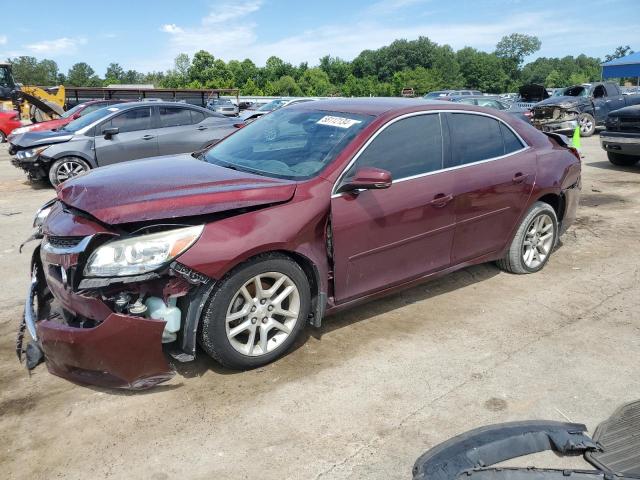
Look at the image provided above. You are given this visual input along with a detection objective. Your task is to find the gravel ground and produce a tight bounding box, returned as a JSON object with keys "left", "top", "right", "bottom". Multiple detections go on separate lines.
{"left": 0, "top": 136, "right": 638, "bottom": 480}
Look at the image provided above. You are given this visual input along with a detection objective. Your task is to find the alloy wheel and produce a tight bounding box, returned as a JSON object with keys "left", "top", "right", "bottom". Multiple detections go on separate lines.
{"left": 55, "top": 159, "right": 87, "bottom": 183}
{"left": 579, "top": 116, "right": 593, "bottom": 135}
{"left": 225, "top": 272, "right": 300, "bottom": 356}
{"left": 522, "top": 214, "right": 554, "bottom": 269}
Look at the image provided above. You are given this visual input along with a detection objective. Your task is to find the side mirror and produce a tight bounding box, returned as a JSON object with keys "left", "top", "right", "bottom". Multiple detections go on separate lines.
{"left": 337, "top": 167, "right": 392, "bottom": 194}
{"left": 102, "top": 127, "right": 119, "bottom": 139}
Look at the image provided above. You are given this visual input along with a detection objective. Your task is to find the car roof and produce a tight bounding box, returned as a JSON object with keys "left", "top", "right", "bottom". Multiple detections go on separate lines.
{"left": 108, "top": 100, "right": 209, "bottom": 110}
{"left": 287, "top": 97, "right": 457, "bottom": 116}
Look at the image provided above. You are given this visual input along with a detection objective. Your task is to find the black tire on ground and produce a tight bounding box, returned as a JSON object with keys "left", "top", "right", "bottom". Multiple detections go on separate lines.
{"left": 48, "top": 157, "right": 91, "bottom": 187}
{"left": 607, "top": 151, "right": 639, "bottom": 167}
{"left": 198, "top": 253, "right": 311, "bottom": 370}
{"left": 496, "top": 201, "right": 558, "bottom": 275}
{"left": 578, "top": 112, "right": 596, "bottom": 137}
{"left": 0, "top": 131, "right": 5, "bottom": 143}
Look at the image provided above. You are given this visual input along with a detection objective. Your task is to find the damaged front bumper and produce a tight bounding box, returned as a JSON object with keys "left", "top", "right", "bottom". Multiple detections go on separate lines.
{"left": 532, "top": 107, "right": 579, "bottom": 133}
{"left": 18, "top": 210, "right": 213, "bottom": 389}
{"left": 22, "top": 250, "right": 175, "bottom": 389}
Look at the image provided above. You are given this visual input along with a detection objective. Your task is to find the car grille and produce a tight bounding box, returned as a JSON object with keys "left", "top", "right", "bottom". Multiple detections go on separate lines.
{"left": 46, "top": 236, "right": 85, "bottom": 249}
{"left": 533, "top": 107, "right": 559, "bottom": 120}
{"left": 619, "top": 118, "right": 640, "bottom": 133}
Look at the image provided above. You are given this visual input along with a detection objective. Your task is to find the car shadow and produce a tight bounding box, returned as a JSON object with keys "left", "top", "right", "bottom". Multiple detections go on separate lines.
{"left": 586, "top": 161, "right": 640, "bottom": 173}
{"left": 174, "top": 262, "right": 504, "bottom": 380}
{"left": 23, "top": 179, "right": 53, "bottom": 190}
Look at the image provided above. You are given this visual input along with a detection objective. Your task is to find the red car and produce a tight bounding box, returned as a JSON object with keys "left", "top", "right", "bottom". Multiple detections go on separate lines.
{"left": 0, "top": 110, "right": 21, "bottom": 142}
{"left": 8, "top": 99, "right": 123, "bottom": 138}
{"left": 21, "top": 98, "right": 581, "bottom": 389}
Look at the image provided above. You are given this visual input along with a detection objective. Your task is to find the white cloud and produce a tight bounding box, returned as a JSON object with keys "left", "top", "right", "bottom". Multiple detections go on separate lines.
{"left": 161, "top": 23, "right": 183, "bottom": 34}
{"left": 0, "top": 35, "right": 7, "bottom": 45}
{"left": 25, "top": 37, "right": 87, "bottom": 55}
{"left": 202, "top": 0, "right": 262, "bottom": 25}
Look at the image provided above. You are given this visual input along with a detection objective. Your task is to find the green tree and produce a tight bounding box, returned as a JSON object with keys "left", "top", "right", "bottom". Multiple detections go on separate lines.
{"left": 104, "top": 62, "right": 124, "bottom": 84}
{"left": 319, "top": 55, "right": 351, "bottom": 85}
{"left": 392, "top": 67, "right": 445, "bottom": 96}
{"left": 604, "top": 45, "right": 633, "bottom": 62}
{"left": 264, "top": 56, "right": 294, "bottom": 82}
{"left": 544, "top": 70, "right": 564, "bottom": 87}
{"left": 457, "top": 47, "right": 509, "bottom": 92}
{"left": 495, "top": 33, "right": 541, "bottom": 82}
{"left": 66, "top": 62, "right": 101, "bottom": 86}
{"left": 8, "top": 56, "right": 59, "bottom": 85}
{"left": 267, "top": 75, "right": 302, "bottom": 96}
{"left": 298, "top": 68, "right": 333, "bottom": 96}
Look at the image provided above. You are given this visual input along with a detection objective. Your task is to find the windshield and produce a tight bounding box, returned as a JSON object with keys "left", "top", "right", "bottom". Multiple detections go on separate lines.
{"left": 258, "top": 99, "right": 287, "bottom": 112}
{"left": 61, "top": 103, "right": 86, "bottom": 119}
{"left": 205, "top": 108, "right": 373, "bottom": 180}
{"left": 424, "top": 92, "right": 445, "bottom": 99}
{"left": 61, "top": 106, "right": 120, "bottom": 133}
{"left": 210, "top": 98, "right": 233, "bottom": 106}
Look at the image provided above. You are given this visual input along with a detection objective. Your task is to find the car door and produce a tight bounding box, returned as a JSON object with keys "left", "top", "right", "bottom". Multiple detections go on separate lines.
{"left": 604, "top": 84, "right": 626, "bottom": 114}
{"left": 156, "top": 106, "right": 233, "bottom": 155}
{"left": 443, "top": 112, "right": 536, "bottom": 264}
{"left": 94, "top": 106, "right": 158, "bottom": 166}
{"left": 331, "top": 113, "right": 457, "bottom": 303}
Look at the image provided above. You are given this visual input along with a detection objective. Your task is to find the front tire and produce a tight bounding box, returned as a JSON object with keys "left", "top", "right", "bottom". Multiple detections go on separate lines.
{"left": 607, "top": 151, "right": 639, "bottom": 167}
{"left": 0, "top": 131, "right": 6, "bottom": 143}
{"left": 578, "top": 112, "right": 596, "bottom": 137}
{"left": 48, "top": 157, "right": 91, "bottom": 186}
{"left": 497, "top": 201, "right": 558, "bottom": 274}
{"left": 199, "top": 254, "right": 310, "bottom": 370}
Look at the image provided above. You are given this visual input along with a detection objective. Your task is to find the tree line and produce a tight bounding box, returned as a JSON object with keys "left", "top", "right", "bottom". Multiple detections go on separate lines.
{"left": 6, "top": 34, "right": 630, "bottom": 96}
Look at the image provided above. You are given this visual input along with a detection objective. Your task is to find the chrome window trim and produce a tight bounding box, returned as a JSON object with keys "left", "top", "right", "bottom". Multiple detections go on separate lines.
{"left": 331, "top": 109, "right": 530, "bottom": 198}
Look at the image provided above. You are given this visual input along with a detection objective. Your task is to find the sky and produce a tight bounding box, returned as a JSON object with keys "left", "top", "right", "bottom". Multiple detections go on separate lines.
{"left": 0, "top": 0, "right": 638, "bottom": 75}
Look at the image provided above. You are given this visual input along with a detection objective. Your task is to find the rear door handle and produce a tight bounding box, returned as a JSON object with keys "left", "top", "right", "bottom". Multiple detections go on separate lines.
{"left": 429, "top": 193, "right": 453, "bottom": 208}
{"left": 512, "top": 172, "right": 528, "bottom": 184}
{"left": 197, "top": 126, "right": 208, "bottom": 131}
{"left": 142, "top": 135, "right": 155, "bottom": 140}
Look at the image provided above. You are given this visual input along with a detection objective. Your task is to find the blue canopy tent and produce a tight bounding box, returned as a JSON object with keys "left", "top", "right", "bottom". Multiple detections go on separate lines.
{"left": 601, "top": 52, "right": 640, "bottom": 85}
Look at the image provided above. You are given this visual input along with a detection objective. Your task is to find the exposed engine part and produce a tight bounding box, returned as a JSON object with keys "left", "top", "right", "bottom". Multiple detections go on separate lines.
{"left": 114, "top": 292, "right": 131, "bottom": 313}
{"left": 129, "top": 299, "right": 148, "bottom": 316}
{"left": 145, "top": 296, "right": 182, "bottom": 343}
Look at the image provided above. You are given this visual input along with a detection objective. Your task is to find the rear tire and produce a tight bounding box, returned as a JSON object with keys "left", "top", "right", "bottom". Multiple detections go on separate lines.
{"left": 48, "top": 157, "right": 91, "bottom": 187}
{"left": 497, "top": 201, "right": 558, "bottom": 274}
{"left": 0, "top": 131, "right": 5, "bottom": 143}
{"left": 198, "top": 254, "right": 310, "bottom": 370}
{"left": 607, "top": 151, "right": 639, "bottom": 166}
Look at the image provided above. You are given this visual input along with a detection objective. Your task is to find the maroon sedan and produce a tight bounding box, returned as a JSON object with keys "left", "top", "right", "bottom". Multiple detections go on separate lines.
{"left": 20, "top": 98, "right": 581, "bottom": 389}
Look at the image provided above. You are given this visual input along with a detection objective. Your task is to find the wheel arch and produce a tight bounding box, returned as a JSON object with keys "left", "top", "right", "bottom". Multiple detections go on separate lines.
{"left": 536, "top": 192, "right": 566, "bottom": 222}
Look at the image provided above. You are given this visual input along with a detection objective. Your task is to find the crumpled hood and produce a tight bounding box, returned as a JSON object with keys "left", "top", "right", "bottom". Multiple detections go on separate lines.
{"left": 534, "top": 96, "right": 589, "bottom": 109}
{"left": 57, "top": 154, "right": 297, "bottom": 224}
{"left": 9, "top": 129, "right": 74, "bottom": 149}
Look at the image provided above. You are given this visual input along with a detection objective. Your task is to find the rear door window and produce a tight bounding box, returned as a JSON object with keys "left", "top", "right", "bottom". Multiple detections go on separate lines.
{"left": 347, "top": 113, "right": 443, "bottom": 181}
{"left": 106, "top": 107, "right": 152, "bottom": 133}
{"left": 446, "top": 113, "right": 504, "bottom": 167}
{"left": 190, "top": 109, "right": 206, "bottom": 124}
{"left": 500, "top": 122, "right": 524, "bottom": 154}
{"left": 159, "top": 106, "right": 193, "bottom": 127}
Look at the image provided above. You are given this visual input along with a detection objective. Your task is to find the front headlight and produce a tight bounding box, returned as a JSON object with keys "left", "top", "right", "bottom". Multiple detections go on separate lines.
{"left": 33, "top": 199, "right": 55, "bottom": 228}
{"left": 84, "top": 225, "right": 204, "bottom": 277}
{"left": 17, "top": 145, "right": 49, "bottom": 160}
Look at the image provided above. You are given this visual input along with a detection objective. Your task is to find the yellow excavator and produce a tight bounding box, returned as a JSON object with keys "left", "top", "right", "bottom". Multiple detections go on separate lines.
{"left": 0, "top": 62, "right": 66, "bottom": 122}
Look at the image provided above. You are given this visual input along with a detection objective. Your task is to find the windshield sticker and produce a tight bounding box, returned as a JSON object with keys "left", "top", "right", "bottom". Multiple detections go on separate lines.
{"left": 316, "top": 115, "right": 362, "bottom": 129}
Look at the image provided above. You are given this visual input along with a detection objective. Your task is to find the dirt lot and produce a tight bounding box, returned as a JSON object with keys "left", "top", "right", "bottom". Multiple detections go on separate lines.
{"left": 0, "top": 136, "right": 638, "bottom": 480}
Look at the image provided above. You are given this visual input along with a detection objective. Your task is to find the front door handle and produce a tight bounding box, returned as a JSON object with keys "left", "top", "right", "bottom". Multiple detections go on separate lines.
{"left": 512, "top": 172, "right": 528, "bottom": 184}
{"left": 142, "top": 135, "right": 155, "bottom": 140}
{"left": 197, "top": 126, "right": 208, "bottom": 131}
{"left": 429, "top": 193, "right": 453, "bottom": 208}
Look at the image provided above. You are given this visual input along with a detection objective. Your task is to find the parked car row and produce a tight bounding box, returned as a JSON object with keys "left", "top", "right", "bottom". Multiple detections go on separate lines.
{"left": 17, "top": 96, "right": 582, "bottom": 388}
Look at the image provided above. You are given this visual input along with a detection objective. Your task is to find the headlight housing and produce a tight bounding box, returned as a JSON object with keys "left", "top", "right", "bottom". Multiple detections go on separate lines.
{"left": 84, "top": 225, "right": 204, "bottom": 277}
{"left": 33, "top": 199, "right": 55, "bottom": 228}
{"left": 16, "top": 145, "right": 50, "bottom": 161}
